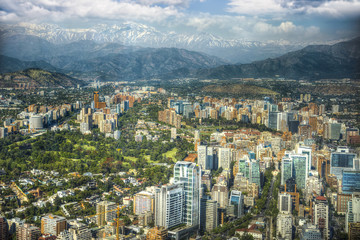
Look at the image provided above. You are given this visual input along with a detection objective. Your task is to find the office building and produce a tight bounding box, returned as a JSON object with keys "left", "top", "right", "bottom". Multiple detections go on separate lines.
{"left": 281, "top": 158, "right": 293, "bottom": 185}
{"left": 17, "top": 224, "right": 41, "bottom": 240}
{"left": 250, "top": 160, "right": 261, "bottom": 188}
{"left": 155, "top": 183, "right": 184, "bottom": 229}
{"left": 313, "top": 196, "right": 329, "bottom": 239}
{"left": 345, "top": 195, "right": 360, "bottom": 233}
{"left": 229, "top": 190, "right": 244, "bottom": 217}
{"left": 173, "top": 161, "right": 201, "bottom": 227}
{"left": 96, "top": 201, "right": 117, "bottom": 226}
{"left": 200, "top": 199, "right": 218, "bottom": 232}
{"left": 41, "top": 215, "right": 67, "bottom": 236}
{"left": 298, "top": 146, "right": 312, "bottom": 171}
{"left": 276, "top": 214, "right": 292, "bottom": 239}
{"left": 278, "top": 193, "right": 292, "bottom": 215}
{"left": 291, "top": 154, "right": 308, "bottom": 189}
{"left": 342, "top": 171, "right": 360, "bottom": 194}
{"left": 330, "top": 151, "right": 357, "bottom": 179}
{"left": 134, "top": 191, "right": 154, "bottom": 215}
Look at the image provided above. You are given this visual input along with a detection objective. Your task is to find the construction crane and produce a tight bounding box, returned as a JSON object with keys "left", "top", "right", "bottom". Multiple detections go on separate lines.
{"left": 85, "top": 205, "right": 126, "bottom": 240}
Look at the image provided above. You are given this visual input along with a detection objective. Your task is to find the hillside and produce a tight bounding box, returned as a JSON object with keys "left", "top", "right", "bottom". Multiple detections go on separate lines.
{"left": 0, "top": 55, "right": 59, "bottom": 74}
{"left": 178, "top": 37, "right": 360, "bottom": 80}
{"left": 0, "top": 68, "right": 85, "bottom": 88}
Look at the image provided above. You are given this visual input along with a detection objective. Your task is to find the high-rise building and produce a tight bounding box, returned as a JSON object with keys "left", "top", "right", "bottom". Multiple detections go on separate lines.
{"left": 197, "top": 145, "right": 207, "bottom": 170}
{"left": 330, "top": 151, "right": 357, "bottom": 179}
{"left": 313, "top": 196, "right": 329, "bottom": 239}
{"left": 345, "top": 195, "right": 360, "bottom": 233}
{"left": 298, "top": 146, "right": 312, "bottom": 171}
{"left": 155, "top": 183, "right": 184, "bottom": 229}
{"left": 173, "top": 161, "right": 201, "bottom": 227}
{"left": 238, "top": 159, "right": 250, "bottom": 179}
{"left": 229, "top": 190, "right": 244, "bottom": 217}
{"left": 211, "top": 183, "right": 229, "bottom": 208}
{"left": 342, "top": 171, "right": 360, "bottom": 194}
{"left": 281, "top": 158, "right": 293, "bottom": 185}
{"left": 68, "top": 222, "right": 92, "bottom": 240}
{"left": 0, "top": 216, "right": 8, "bottom": 240}
{"left": 41, "top": 215, "right": 67, "bottom": 236}
{"left": 96, "top": 201, "right": 117, "bottom": 226}
{"left": 250, "top": 160, "right": 261, "bottom": 187}
{"left": 200, "top": 199, "right": 219, "bottom": 232}
{"left": 134, "top": 191, "right": 154, "bottom": 215}
{"left": 291, "top": 154, "right": 308, "bottom": 189}
{"left": 278, "top": 193, "right": 292, "bottom": 215}
{"left": 218, "top": 148, "right": 232, "bottom": 170}
{"left": 276, "top": 214, "right": 292, "bottom": 239}
{"left": 17, "top": 224, "right": 41, "bottom": 240}
{"left": 268, "top": 111, "right": 279, "bottom": 130}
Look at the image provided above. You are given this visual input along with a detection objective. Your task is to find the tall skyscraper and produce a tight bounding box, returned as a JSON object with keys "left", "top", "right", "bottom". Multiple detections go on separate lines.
{"left": 200, "top": 199, "right": 219, "bottom": 232}
{"left": 342, "top": 171, "right": 360, "bottom": 194}
{"left": 281, "top": 158, "right": 293, "bottom": 185}
{"left": 238, "top": 159, "right": 250, "bottom": 179}
{"left": 41, "top": 215, "right": 67, "bottom": 236}
{"left": 155, "top": 183, "right": 184, "bottom": 229}
{"left": 313, "top": 196, "right": 329, "bottom": 240}
{"left": 218, "top": 148, "right": 232, "bottom": 170}
{"left": 291, "top": 154, "right": 308, "bottom": 189}
{"left": 197, "top": 145, "right": 207, "bottom": 170}
{"left": 96, "top": 201, "right": 117, "bottom": 226}
{"left": 173, "top": 161, "right": 201, "bottom": 227}
{"left": 229, "top": 190, "right": 244, "bottom": 217}
{"left": 298, "top": 146, "right": 312, "bottom": 171}
{"left": 134, "top": 191, "right": 154, "bottom": 215}
{"left": 250, "top": 160, "right": 261, "bottom": 187}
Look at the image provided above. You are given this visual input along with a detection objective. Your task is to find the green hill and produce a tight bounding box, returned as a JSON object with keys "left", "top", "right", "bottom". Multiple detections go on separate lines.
{"left": 0, "top": 68, "right": 85, "bottom": 88}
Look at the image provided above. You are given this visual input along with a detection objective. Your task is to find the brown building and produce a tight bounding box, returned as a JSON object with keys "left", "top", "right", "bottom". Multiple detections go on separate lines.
{"left": 146, "top": 226, "right": 168, "bottom": 240}
{"left": 0, "top": 217, "right": 8, "bottom": 240}
{"left": 158, "top": 109, "right": 182, "bottom": 128}
{"left": 16, "top": 224, "right": 41, "bottom": 240}
{"left": 337, "top": 194, "right": 352, "bottom": 214}
{"left": 41, "top": 214, "right": 67, "bottom": 236}
{"left": 349, "top": 222, "right": 360, "bottom": 240}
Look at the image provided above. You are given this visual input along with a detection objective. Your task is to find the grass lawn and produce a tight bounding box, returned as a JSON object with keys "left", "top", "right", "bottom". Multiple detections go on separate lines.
{"left": 124, "top": 156, "right": 138, "bottom": 162}
{"left": 163, "top": 148, "right": 178, "bottom": 160}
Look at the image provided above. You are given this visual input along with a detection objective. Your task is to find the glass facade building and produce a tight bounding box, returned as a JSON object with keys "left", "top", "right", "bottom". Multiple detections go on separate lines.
{"left": 173, "top": 161, "right": 201, "bottom": 227}
{"left": 342, "top": 171, "right": 360, "bottom": 194}
{"left": 281, "top": 158, "right": 293, "bottom": 185}
{"left": 291, "top": 154, "right": 308, "bottom": 189}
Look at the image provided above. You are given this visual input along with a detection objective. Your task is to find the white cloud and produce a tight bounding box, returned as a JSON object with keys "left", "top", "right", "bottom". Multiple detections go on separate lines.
{"left": 0, "top": 0, "right": 181, "bottom": 23}
{"left": 227, "top": 0, "right": 360, "bottom": 17}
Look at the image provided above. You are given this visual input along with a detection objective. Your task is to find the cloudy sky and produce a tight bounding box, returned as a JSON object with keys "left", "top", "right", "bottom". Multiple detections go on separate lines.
{"left": 0, "top": 0, "right": 359, "bottom": 42}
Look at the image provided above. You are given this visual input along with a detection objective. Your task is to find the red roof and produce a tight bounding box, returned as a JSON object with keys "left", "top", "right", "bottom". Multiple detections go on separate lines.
{"left": 316, "top": 196, "right": 327, "bottom": 201}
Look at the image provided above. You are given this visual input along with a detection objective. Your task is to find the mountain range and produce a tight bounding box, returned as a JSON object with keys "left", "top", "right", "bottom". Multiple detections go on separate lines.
{"left": 0, "top": 22, "right": 358, "bottom": 82}
{"left": 1, "top": 22, "right": 308, "bottom": 63}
